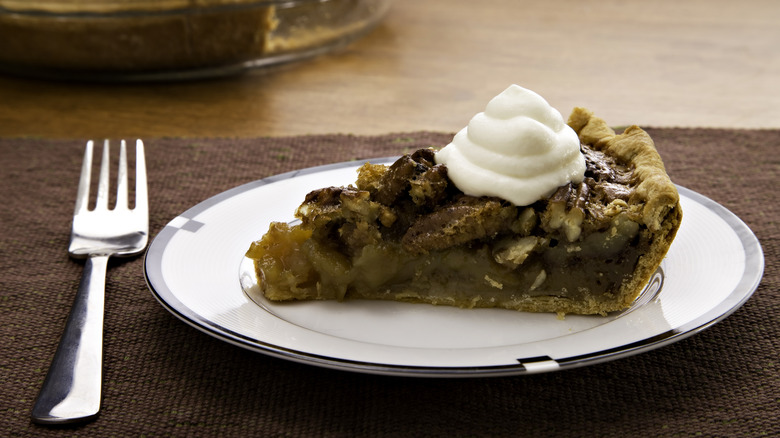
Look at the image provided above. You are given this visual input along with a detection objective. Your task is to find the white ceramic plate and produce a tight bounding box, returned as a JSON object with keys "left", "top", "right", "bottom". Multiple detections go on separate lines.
{"left": 144, "top": 158, "right": 764, "bottom": 377}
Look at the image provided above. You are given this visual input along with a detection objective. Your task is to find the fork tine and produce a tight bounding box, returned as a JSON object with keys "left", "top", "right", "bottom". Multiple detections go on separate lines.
{"left": 74, "top": 140, "right": 94, "bottom": 214}
{"left": 95, "top": 140, "right": 111, "bottom": 210}
{"left": 115, "top": 140, "right": 128, "bottom": 209}
{"left": 134, "top": 139, "right": 148, "bottom": 215}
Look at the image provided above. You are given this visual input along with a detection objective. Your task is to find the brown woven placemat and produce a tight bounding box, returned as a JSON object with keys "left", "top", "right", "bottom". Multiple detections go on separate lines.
{"left": 1, "top": 130, "right": 777, "bottom": 437}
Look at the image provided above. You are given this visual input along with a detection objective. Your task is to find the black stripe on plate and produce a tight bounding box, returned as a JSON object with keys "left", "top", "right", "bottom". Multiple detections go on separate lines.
{"left": 517, "top": 355, "right": 555, "bottom": 364}
{"left": 556, "top": 329, "right": 681, "bottom": 366}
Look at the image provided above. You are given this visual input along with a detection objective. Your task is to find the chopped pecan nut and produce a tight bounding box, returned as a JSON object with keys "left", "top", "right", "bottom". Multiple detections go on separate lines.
{"left": 492, "top": 236, "right": 544, "bottom": 268}
{"left": 402, "top": 196, "right": 517, "bottom": 254}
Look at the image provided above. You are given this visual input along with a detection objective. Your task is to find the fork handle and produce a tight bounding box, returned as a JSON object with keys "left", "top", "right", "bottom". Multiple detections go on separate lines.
{"left": 31, "top": 255, "right": 109, "bottom": 425}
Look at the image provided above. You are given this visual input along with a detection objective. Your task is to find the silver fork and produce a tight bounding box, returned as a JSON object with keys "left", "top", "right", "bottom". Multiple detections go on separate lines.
{"left": 31, "top": 139, "right": 148, "bottom": 425}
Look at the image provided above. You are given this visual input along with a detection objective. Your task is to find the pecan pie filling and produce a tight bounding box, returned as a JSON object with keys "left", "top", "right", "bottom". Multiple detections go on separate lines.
{"left": 249, "top": 144, "right": 645, "bottom": 314}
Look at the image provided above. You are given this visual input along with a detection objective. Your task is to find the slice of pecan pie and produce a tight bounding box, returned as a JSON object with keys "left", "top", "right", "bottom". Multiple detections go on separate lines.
{"left": 246, "top": 106, "right": 681, "bottom": 316}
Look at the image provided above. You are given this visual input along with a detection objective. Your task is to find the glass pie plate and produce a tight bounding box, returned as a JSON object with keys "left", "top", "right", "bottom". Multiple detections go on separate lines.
{"left": 0, "top": 0, "right": 391, "bottom": 81}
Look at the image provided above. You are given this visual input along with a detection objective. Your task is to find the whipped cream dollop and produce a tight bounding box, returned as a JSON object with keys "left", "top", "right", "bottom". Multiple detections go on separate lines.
{"left": 435, "top": 84, "right": 586, "bottom": 206}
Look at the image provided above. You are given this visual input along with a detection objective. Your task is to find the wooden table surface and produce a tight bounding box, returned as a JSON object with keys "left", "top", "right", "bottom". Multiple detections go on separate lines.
{"left": 1, "top": 0, "right": 779, "bottom": 139}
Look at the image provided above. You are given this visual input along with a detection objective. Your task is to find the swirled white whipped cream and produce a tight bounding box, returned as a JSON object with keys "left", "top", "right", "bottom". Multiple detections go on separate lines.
{"left": 435, "top": 84, "right": 586, "bottom": 206}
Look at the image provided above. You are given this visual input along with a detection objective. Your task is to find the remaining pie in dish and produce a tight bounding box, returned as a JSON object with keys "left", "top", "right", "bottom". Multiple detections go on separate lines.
{"left": 246, "top": 86, "right": 682, "bottom": 316}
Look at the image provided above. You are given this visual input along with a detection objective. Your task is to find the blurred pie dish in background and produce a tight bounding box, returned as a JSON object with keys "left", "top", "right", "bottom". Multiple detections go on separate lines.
{"left": 0, "top": 0, "right": 391, "bottom": 81}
